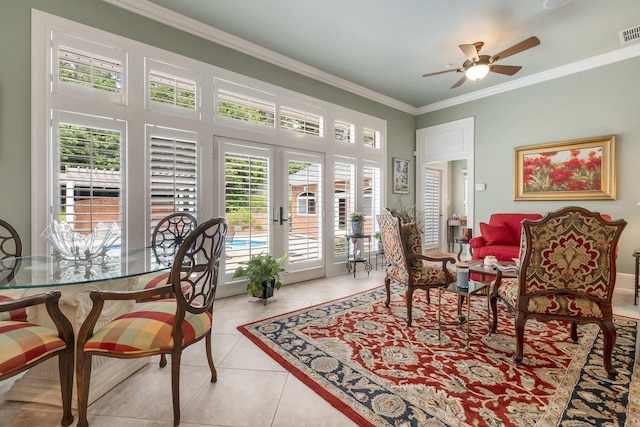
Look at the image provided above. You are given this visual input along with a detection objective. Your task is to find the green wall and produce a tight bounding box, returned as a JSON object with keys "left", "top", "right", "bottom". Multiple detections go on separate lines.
{"left": 417, "top": 56, "right": 640, "bottom": 274}
{"left": 0, "top": 0, "right": 415, "bottom": 253}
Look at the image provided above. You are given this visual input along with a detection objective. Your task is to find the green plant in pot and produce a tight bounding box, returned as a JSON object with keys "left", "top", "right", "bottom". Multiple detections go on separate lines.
{"left": 373, "top": 231, "right": 384, "bottom": 253}
{"left": 232, "top": 252, "right": 288, "bottom": 303}
{"left": 350, "top": 212, "right": 365, "bottom": 235}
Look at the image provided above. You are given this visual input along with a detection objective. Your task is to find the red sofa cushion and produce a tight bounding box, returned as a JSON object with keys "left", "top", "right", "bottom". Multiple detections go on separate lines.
{"left": 479, "top": 222, "right": 517, "bottom": 246}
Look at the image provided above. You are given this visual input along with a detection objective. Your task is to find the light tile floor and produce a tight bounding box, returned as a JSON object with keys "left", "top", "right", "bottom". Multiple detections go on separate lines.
{"left": 0, "top": 270, "right": 637, "bottom": 426}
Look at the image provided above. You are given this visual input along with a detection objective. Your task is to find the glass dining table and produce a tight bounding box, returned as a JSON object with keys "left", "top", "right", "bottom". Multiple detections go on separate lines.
{"left": 0, "top": 247, "right": 172, "bottom": 409}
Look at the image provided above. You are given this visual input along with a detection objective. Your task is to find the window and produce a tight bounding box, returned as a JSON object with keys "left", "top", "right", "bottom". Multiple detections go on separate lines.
{"left": 217, "top": 89, "right": 276, "bottom": 127}
{"left": 334, "top": 120, "right": 355, "bottom": 143}
{"left": 422, "top": 167, "right": 441, "bottom": 246}
{"left": 149, "top": 131, "right": 198, "bottom": 232}
{"left": 55, "top": 112, "right": 123, "bottom": 233}
{"left": 363, "top": 128, "right": 381, "bottom": 149}
{"left": 281, "top": 106, "right": 324, "bottom": 137}
{"left": 297, "top": 192, "right": 316, "bottom": 215}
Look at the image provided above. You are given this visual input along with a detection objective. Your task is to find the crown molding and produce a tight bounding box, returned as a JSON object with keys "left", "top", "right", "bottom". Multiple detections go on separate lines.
{"left": 103, "top": 0, "right": 640, "bottom": 117}
{"left": 102, "top": 0, "right": 419, "bottom": 115}
{"left": 417, "top": 43, "right": 640, "bottom": 114}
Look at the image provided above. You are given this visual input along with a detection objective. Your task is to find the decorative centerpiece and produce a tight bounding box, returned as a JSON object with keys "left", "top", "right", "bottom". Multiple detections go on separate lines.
{"left": 42, "top": 221, "right": 120, "bottom": 262}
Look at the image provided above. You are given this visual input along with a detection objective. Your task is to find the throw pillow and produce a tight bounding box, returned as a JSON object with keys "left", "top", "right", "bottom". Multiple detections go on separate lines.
{"left": 479, "top": 222, "right": 517, "bottom": 246}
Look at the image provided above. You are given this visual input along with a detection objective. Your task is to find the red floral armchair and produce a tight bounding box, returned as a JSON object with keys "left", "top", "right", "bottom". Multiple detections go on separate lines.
{"left": 378, "top": 208, "right": 456, "bottom": 326}
{"left": 490, "top": 206, "right": 626, "bottom": 378}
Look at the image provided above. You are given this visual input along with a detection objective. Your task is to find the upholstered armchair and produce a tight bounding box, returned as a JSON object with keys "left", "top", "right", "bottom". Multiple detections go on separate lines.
{"left": 379, "top": 208, "right": 456, "bottom": 326}
{"left": 0, "top": 290, "right": 75, "bottom": 425}
{"left": 490, "top": 206, "right": 626, "bottom": 378}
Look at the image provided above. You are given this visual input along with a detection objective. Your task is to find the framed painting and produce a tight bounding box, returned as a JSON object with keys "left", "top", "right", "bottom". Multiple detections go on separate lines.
{"left": 392, "top": 158, "right": 410, "bottom": 194}
{"left": 514, "top": 135, "right": 616, "bottom": 201}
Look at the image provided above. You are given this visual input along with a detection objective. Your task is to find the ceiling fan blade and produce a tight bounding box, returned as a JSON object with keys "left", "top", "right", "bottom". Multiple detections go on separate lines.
{"left": 490, "top": 36, "right": 540, "bottom": 62}
{"left": 422, "top": 68, "right": 461, "bottom": 78}
{"left": 450, "top": 75, "right": 467, "bottom": 89}
{"left": 490, "top": 64, "right": 522, "bottom": 76}
{"left": 458, "top": 43, "right": 479, "bottom": 62}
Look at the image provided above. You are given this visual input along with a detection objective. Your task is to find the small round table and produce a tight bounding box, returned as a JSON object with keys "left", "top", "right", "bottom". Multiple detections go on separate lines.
{"left": 454, "top": 237, "right": 471, "bottom": 261}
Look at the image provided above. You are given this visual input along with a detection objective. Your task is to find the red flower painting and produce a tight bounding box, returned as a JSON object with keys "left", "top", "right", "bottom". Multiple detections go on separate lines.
{"left": 523, "top": 148, "right": 602, "bottom": 193}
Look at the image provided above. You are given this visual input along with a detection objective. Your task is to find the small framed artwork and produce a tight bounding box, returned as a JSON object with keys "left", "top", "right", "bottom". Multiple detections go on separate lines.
{"left": 392, "top": 157, "right": 410, "bottom": 194}
{"left": 514, "top": 135, "right": 616, "bottom": 201}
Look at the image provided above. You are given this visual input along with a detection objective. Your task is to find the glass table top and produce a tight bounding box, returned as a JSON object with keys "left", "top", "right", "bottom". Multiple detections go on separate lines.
{"left": 0, "top": 247, "right": 171, "bottom": 289}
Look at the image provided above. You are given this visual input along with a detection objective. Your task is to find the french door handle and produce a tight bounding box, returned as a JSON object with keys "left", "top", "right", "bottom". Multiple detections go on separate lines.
{"left": 273, "top": 207, "right": 290, "bottom": 225}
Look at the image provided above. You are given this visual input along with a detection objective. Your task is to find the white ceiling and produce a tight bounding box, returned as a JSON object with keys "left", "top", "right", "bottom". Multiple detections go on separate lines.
{"left": 109, "top": 0, "right": 640, "bottom": 113}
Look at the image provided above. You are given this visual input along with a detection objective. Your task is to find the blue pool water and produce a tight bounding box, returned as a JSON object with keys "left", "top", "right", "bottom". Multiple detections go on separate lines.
{"left": 228, "top": 238, "right": 267, "bottom": 250}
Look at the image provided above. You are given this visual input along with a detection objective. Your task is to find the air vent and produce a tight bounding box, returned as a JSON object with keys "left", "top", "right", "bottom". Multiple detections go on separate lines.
{"left": 620, "top": 25, "right": 640, "bottom": 44}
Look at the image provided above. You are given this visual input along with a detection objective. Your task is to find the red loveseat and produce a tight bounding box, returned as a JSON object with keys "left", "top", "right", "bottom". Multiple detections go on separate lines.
{"left": 469, "top": 213, "right": 542, "bottom": 262}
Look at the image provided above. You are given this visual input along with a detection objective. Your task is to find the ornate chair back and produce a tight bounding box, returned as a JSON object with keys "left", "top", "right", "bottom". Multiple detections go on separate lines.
{"left": 151, "top": 212, "right": 198, "bottom": 264}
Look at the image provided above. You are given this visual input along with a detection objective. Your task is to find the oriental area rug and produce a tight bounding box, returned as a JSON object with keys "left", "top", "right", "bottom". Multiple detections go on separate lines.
{"left": 237, "top": 284, "right": 639, "bottom": 427}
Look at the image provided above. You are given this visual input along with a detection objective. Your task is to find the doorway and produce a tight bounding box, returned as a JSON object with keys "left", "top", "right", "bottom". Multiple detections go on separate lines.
{"left": 217, "top": 138, "right": 325, "bottom": 286}
{"left": 416, "top": 117, "right": 475, "bottom": 253}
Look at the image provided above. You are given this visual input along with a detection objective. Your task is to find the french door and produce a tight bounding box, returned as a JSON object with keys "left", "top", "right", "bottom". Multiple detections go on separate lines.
{"left": 218, "top": 138, "right": 324, "bottom": 284}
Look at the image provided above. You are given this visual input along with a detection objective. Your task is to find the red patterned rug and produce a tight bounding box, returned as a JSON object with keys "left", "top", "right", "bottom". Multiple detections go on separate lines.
{"left": 238, "top": 285, "right": 639, "bottom": 426}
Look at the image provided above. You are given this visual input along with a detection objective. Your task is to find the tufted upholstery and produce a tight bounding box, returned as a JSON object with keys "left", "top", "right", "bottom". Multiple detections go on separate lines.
{"left": 76, "top": 217, "right": 227, "bottom": 427}
{"left": 490, "top": 206, "right": 626, "bottom": 379}
{"left": 379, "top": 208, "right": 456, "bottom": 326}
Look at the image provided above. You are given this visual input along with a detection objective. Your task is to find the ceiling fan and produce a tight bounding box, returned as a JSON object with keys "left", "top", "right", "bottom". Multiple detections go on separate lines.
{"left": 422, "top": 36, "right": 541, "bottom": 89}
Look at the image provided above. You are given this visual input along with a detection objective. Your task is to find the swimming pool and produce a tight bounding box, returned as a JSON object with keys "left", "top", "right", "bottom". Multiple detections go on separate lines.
{"left": 228, "top": 238, "right": 267, "bottom": 250}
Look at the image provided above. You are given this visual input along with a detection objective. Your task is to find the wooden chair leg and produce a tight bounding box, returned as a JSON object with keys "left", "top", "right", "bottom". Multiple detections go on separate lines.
{"left": 171, "top": 350, "right": 182, "bottom": 427}
{"left": 384, "top": 276, "right": 391, "bottom": 307}
{"left": 489, "top": 295, "right": 498, "bottom": 333}
{"left": 159, "top": 353, "right": 167, "bottom": 368}
{"left": 406, "top": 286, "right": 415, "bottom": 326}
{"left": 58, "top": 349, "right": 74, "bottom": 426}
{"left": 570, "top": 322, "right": 578, "bottom": 343}
{"left": 513, "top": 311, "right": 526, "bottom": 364}
{"left": 76, "top": 353, "right": 93, "bottom": 427}
{"left": 206, "top": 332, "right": 217, "bottom": 382}
{"left": 601, "top": 319, "right": 618, "bottom": 379}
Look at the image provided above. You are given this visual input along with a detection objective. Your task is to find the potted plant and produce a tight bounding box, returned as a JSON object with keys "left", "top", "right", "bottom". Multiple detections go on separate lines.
{"left": 350, "top": 212, "right": 365, "bottom": 235}
{"left": 373, "top": 231, "right": 383, "bottom": 253}
{"left": 232, "top": 252, "right": 288, "bottom": 303}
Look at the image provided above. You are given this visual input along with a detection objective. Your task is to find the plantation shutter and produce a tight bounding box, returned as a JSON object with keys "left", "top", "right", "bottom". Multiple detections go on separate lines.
{"left": 422, "top": 167, "right": 441, "bottom": 246}
{"left": 333, "top": 162, "right": 355, "bottom": 255}
{"left": 363, "top": 165, "right": 382, "bottom": 234}
{"left": 149, "top": 135, "right": 197, "bottom": 230}
{"left": 217, "top": 89, "right": 276, "bottom": 127}
{"left": 280, "top": 106, "right": 324, "bottom": 137}
{"left": 288, "top": 160, "right": 323, "bottom": 263}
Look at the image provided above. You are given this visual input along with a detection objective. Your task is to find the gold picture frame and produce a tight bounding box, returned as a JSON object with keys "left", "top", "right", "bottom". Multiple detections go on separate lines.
{"left": 514, "top": 135, "right": 616, "bottom": 201}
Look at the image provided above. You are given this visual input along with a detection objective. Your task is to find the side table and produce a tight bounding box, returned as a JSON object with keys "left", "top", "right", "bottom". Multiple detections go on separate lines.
{"left": 634, "top": 249, "right": 640, "bottom": 305}
{"left": 345, "top": 234, "right": 373, "bottom": 278}
{"left": 438, "top": 280, "right": 489, "bottom": 349}
{"left": 454, "top": 237, "right": 471, "bottom": 261}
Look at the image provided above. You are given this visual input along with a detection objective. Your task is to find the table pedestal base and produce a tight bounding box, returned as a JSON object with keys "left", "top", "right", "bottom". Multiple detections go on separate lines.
{"left": 4, "top": 276, "right": 149, "bottom": 408}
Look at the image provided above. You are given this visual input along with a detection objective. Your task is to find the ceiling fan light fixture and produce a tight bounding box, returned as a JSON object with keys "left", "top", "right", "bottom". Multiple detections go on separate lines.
{"left": 465, "top": 64, "right": 490, "bottom": 81}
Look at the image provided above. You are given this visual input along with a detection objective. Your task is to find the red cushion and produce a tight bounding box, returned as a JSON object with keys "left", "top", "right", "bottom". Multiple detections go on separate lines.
{"left": 479, "top": 222, "right": 516, "bottom": 246}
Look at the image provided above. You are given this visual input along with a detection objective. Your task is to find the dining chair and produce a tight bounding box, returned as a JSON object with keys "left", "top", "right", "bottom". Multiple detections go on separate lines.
{"left": 490, "top": 206, "right": 626, "bottom": 378}
{"left": 0, "top": 290, "right": 75, "bottom": 425}
{"left": 378, "top": 208, "right": 456, "bottom": 326}
{"left": 76, "top": 217, "right": 227, "bottom": 427}
{"left": 0, "top": 219, "right": 27, "bottom": 321}
{"left": 133, "top": 212, "right": 198, "bottom": 293}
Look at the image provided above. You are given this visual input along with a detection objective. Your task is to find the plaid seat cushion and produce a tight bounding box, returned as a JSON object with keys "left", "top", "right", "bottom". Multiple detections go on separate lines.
{"left": 0, "top": 290, "right": 28, "bottom": 322}
{"left": 497, "top": 278, "right": 603, "bottom": 318}
{"left": 132, "top": 271, "right": 171, "bottom": 291}
{"left": 84, "top": 299, "right": 212, "bottom": 355}
{"left": 0, "top": 321, "right": 67, "bottom": 376}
